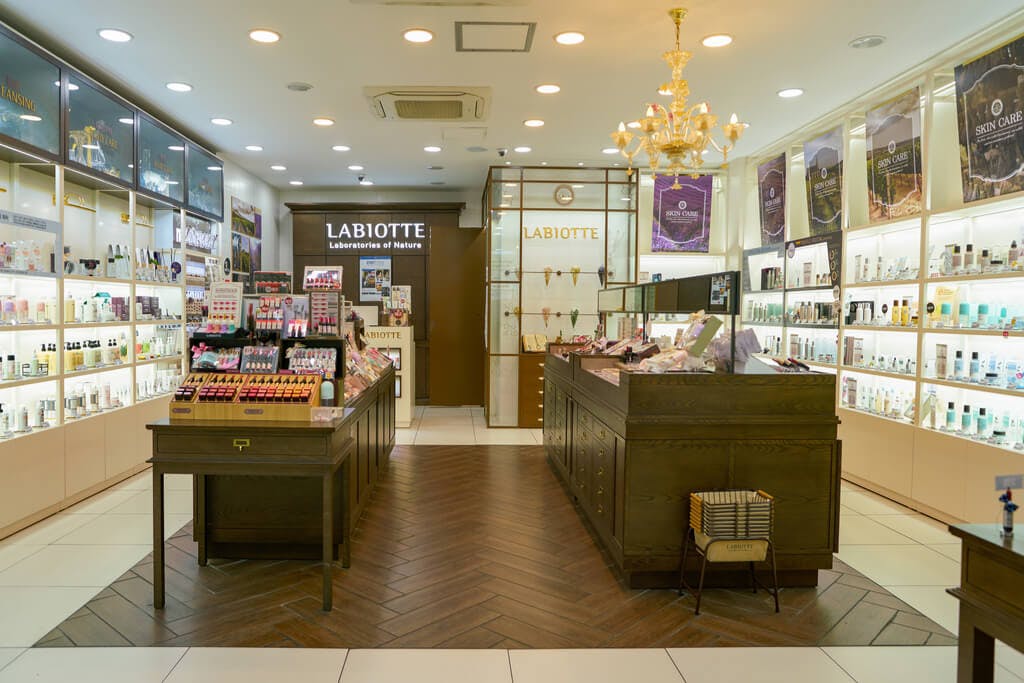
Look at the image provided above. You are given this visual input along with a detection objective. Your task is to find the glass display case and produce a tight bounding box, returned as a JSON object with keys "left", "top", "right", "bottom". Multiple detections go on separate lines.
{"left": 138, "top": 117, "right": 184, "bottom": 203}
{"left": 186, "top": 143, "right": 224, "bottom": 220}
{"left": 66, "top": 76, "right": 134, "bottom": 184}
{"left": 483, "top": 165, "right": 639, "bottom": 426}
{"left": 0, "top": 30, "right": 61, "bottom": 158}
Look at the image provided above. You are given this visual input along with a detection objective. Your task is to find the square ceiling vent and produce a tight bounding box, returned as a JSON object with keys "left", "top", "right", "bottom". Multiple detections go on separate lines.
{"left": 456, "top": 21, "right": 535, "bottom": 52}
{"left": 364, "top": 86, "right": 491, "bottom": 121}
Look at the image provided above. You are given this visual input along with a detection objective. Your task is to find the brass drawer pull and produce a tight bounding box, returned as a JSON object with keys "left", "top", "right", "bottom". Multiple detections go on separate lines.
{"left": 597, "top": 467, "right": 604, "bottom": 476}
{"left": 597, "top": 504, "right": 604, "bottom": 514}
{"left": 539, "top": 363, "right": 545, "bottom": 368}
{"left": 538, "top": 390, "right": 544, "bottom": 395}
{"left": 233, "top": 438, "right": 250, "bottom": 451}
{"left": 596, "top": 486, "right": 604, "bottom": 495}
{"left": 537, "top": 403, "right": 543, "bottom": 408}
{"left": 598, "top": 450, "right": 605, "bottom": 459}
{"left": 599, "top": 429, "right": 606, "bottom": 439}
{"left": 537, "top": 418, "right": 544, "bottom": 422}
{"left": 538, "top": 376, "right": 544, "bottom": 380}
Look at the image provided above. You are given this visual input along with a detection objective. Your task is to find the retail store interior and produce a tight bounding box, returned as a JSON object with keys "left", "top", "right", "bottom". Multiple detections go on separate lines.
{"left": 0, "top": 0, "right": 1023, "bottom": 681}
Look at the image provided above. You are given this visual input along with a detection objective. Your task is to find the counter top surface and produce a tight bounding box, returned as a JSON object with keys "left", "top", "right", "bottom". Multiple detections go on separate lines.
{"left": 148, "top": 414, "right": 354, "bottom": 432}
{"left": 949, "top": 523, "right": 1024, "bottom": 557}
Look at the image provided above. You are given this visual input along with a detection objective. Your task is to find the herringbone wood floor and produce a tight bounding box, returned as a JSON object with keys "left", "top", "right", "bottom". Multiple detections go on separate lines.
{"left": 37, "top": 445, "right": 953, "bottom": 648}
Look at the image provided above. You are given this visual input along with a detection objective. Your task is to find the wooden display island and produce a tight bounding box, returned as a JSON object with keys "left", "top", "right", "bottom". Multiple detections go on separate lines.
{"left": 544, "top": 352, "right": 841, "bottom": 588}
{"left": 148, "top": 367, "right": 396, "bottom": 610}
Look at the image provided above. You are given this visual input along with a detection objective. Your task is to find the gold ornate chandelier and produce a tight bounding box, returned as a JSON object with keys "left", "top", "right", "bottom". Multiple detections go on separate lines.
{"left": 610, "top": 8, "right": 747, "bottom": 188}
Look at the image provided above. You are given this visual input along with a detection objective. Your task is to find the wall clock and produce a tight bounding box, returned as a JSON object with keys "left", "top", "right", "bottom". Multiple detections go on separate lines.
{"left": 553, "top": 184, "right": 575, "bottom": 206}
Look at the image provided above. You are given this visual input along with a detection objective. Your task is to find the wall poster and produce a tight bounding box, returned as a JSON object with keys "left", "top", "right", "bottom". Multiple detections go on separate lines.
{"left": 231, "top": 197, "right": 262, "bottom": 273}
{"left": 757, "top": 153, "right": 787, "bottom": 245}
{"left": 955, "top": 34, "right": 1024, "bottom": 203}
{"left": 803, "top": 126, "right": 844, "bottom": 235}
{"left": 359, "top": 256, "right": 392, "bottom": 302}
{"left": 651, "top": 174, "right": 712, "bottom": 253}
{"left": 866, "top": 87, "right": 923, "bottom": 222}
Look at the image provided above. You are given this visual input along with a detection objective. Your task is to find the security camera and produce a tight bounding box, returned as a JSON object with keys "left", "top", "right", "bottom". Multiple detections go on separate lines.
{"left": 497, "top": 148, "right": 509, "bottom": 158}
{"left": 357, "top": 174, "right": 366, "bottom": 182}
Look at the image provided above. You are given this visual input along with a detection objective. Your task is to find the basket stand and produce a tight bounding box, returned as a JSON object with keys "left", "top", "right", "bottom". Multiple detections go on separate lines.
{"left": 677, "top": 527, "right": 780, "bottom": 615}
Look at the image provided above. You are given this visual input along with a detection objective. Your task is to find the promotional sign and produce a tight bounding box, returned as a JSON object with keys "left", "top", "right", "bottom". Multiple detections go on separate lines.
{"left": 866, "top": 88, "right": 922, "bottom": 222}
{"left": 359, "top": 256, "right": 392, "bottom": 302}
{"left": 652, "top": 174, "right": 712, "bottom": 253}
{"left": 786, "top": 230, "right": 843, "bottom": 290}
{"left": 231, "top": 197, "right": 262, "bottom": 273}
{"left": 0, "top": 32, "right": 60, "bottom": 155}
{"left": 326, "top": 221, "right": 429, "bottom": 253}
{"left": 757, "top": 153, "right": 787, "bottom": 245}
{"left": 803, "top": 126, "right": 844, "bottom": 234}
{"left": 955, "top": 34, "right": 1024, "bottom": 203}
{"left": 173, "top": 213, "right": 218, "bottom": 254}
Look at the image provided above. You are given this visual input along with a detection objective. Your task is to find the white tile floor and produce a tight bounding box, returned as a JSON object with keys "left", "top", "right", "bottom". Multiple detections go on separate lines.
{"left": 0, "top": 406, "right": 1019, "bottom": 682}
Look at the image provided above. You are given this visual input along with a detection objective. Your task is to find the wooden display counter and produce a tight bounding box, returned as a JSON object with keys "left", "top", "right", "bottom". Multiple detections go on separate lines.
{"left": 155, "top": 367, "right": 395, "bottom": 563}
{"left": 544, "top": 352, "right": 841, "bottom": 588}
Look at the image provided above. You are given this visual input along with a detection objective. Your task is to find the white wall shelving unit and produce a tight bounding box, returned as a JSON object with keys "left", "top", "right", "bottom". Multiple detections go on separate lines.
{"left": 739, "top": 10, "right": 1024, "bottom": 523}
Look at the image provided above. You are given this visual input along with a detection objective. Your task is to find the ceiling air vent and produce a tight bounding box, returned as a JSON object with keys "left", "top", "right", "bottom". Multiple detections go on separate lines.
{"left": 365, "top": 86, "right": 490, "bottom": 121}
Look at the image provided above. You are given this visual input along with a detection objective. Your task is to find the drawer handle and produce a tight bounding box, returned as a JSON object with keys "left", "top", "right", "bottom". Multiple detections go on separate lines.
{"left": 596, "top": 486, "right": 604, "bottom": 495}
{"left": 233, "top": 438, "right": 250, "bottom": 451}
{"left": 537, "top": 376, "right": 544, "bottom": 380}
{"left": 537, "top": 403, "right": 543, "bottom": 408}
{"left": 599, "top": 429, "right": 606, "bottom": 439}
{"left": 537, "top": 418, "right": 544, "bottom": 422}
{"left": 539, "top": 363, "right": 545, "bottom": 368}
{"left": 578, "top": 482, "right": 585, "bottom": 490}
{"left": 597, "top": 504, "right": 604, "bottom": 514}
{"left": 597, "top": 467, "right": 604, "bottom": 476}
{"left": 598, "top": 450, "right": 605, "bottom": 459}
{"left": 537, "top": 390, "right": 544, "bottom": 395}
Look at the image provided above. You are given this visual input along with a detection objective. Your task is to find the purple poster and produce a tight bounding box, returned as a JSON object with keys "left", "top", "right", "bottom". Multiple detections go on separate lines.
{"left": 757, "top": 153, "right": 787, "bottom": 245}
{"left": 652, "top": 174, "right": 712, "bottom": 253}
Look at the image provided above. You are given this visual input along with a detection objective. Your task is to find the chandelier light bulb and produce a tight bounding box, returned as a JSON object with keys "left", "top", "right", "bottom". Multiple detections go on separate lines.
{"left": 618, "top": 122, "right": 626, "bottom": 132}
{"left": 729, "top": 113, "right": 738, "bottom": 124}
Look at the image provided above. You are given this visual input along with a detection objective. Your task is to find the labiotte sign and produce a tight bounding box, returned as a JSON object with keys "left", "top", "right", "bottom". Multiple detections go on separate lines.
{"left": 326, "top": 221, "right": 429, "bottom": 252}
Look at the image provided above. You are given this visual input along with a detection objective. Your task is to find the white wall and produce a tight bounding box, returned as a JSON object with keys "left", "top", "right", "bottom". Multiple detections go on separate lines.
{"left": 276, "top": 187, "right": 482, "bottom": 273}
{"left": 221, "top": 160, "right": 282, "bottom": 270}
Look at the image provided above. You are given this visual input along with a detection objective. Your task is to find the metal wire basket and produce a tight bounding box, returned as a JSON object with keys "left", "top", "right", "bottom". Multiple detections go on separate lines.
{"left": 689, "top": 489, "right": 774, "bottom": 539}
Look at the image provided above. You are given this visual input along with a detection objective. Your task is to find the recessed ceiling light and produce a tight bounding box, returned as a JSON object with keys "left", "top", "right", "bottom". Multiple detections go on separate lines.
{"left": 535, "top": 84, "right": 561, "bottom": 95}
{"left": 289, "top": 180, "right": 303, "bottom": 186}
{"left": 166, "top": 82, "right": 192, "bottom": 93}
{"left": 424, "top": 145, "right": 442, "bottom": 153}
{"left": 577, "top": 162, "right": 585, "bottom": 166}
{"left": 778, "top": 88, "right": 804, "bottom": 98}
{"left": 313, "top": 117, "right": 335, "bottom": 126}
{"left": 505, "top": 161, "right": 511, "bottom": 165}
{"left": 207, "top": 165, "right": 222, "bottom": 171}
{"left": 523, "top": 119, "right": 545, "bottom": 128}
{"left": 602, "top": 147, "right": 619, "bottom": 154}
{"left": 287, "top": 82, "right": 313, "bottom": 92}
{"left": 331, "top": 145, "right": 351, "bottom": 152}
{"left": 430, "top": 181, "right": 445, "bottom": 186}
{"left": 428, "top": 165, "right": 444, "bottom": 170}
{"left": 270, "top": 165, "right": 287, "bottom": 171}
{"left": 555, "top": 31, "right": 585, "bottom": 45}
{"left": 702, "top": 34, "right": 733, "bottom": 48}
{"left": 540, "top": 161, "right": 547, "bottom": 166}
{"left": 348, "top": 165, "right": 364, "bottom": 171}
{"left": 118, "top": 117, "right": 133, "bottom": 125}
{"left": 19, "top": 114, "right": 41, "bottom": 122}
{"left": 360, "top": 179, "right": 375, "bottom": 186}
{"left": 403, "top": 28, "right": 434, "bottom": 43}
{"left": 249, "top": 28, "right": 280, "bottom": 43}
{"left": 98, "top": 28, "right": 132, "bottom": 43}
{"left": 167, "top": 145, "right": 185, "bottom": 151}
{"left": 514, "top": 146, "right": 532, "bottom": 153}
{"left": 466, "top": 145, "right": 487, "bottom": 153}
{"left": 849, "top": 34, "right": 886, "bottom": 49}
{"left": 210, "top": 117, "right": 232, "bottom": 126}
{"left": 245, "top": 145, "right": 264, "bottom": 151}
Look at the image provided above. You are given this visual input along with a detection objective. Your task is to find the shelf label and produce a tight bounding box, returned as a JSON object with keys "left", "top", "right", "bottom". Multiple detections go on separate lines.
{"left": 0, "top": 209, "right": 60, "bottom": 234}
{"left": 996, "top": 474, "right": 1023, "bottom": 490}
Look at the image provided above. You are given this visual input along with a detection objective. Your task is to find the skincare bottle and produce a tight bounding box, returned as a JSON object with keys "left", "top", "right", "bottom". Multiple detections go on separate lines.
{"left": 978, "top": 304, "right": 990, "bottom": 327}
{"left": 946, "top": 401, "right": 957, "bottom": 430}
{"left": 892, "top": 299, "right": 900, "bottom": 325}
{"left": 965, "top": 244, "right": 976, "bottom": 271}
{"left": 901, "top": 299, "right": 910, "bottom": 327}
{"left": 854, "top": 255, "right": 862, "bottom": 282}
{"left": 941, "top": 303, "right": 952, "bottom": 327}
{"left": 953, "top": 245, "right": 963, "bottom": 270}
{"left": 970, "top": 352, "right": 981, "bottom": 382}
{"left": 1011, "top": 240, "right": 1020, "bottom": 269}
{"left": 2, "top": 354, "right": 14, "bottom": 381}
{"left": 978, "top": 408, "right": 989, "bottom": 437}
{"left": 962, "top": 404, "right": 973, "bottom": 433}
{"left": 0, "top": 407, "right": 8, "bottom": 434}
{"left": 17, "top": 406, "right": 27, "bottom": 432}
{"left": 320, "top": 380, "right": 335, "bottom": 408}
{"left": 981, "top": 249, "right": 991, "bottom": 271}
{"left": 876, "top": 256, "right": 883, "bottom": 281}
{"left": 959, "top": 302, "right": 971, "bottom": 328}
{"left": 942, "top": 246, "right": 954, "bottom": 276}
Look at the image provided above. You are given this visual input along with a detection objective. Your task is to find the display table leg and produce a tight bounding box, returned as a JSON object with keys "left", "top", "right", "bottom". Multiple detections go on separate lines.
{"left": 341, "top": 461, "right": 351, "bottom": 568}
{"left": 322, "top": 471, "right": 334, "bottom": 611}
{"left": 196, "top": 474, "right": 207, "bottom": 566}
{"left": 152, "top": 467, "right": 165, "bottom": 610}
{"left": 957, "top": 607, "right": 995, "bottom": 683}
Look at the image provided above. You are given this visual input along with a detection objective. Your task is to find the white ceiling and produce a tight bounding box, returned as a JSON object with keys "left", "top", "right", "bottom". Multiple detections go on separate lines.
{"left": 1, "top": 0, "right": 1022, "bottom": 193}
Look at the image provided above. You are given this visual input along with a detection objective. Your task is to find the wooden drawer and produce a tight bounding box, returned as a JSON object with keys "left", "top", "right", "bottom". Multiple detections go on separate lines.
{"left": 155, "top": 433, "right": 328, "bottom": 458}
